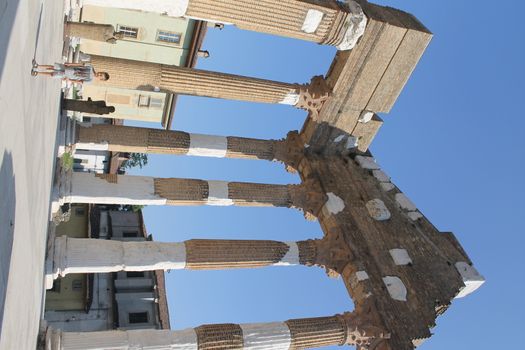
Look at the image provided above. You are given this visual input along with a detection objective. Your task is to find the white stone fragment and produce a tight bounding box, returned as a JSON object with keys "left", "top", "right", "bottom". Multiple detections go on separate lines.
{"left": 274, "top": 242, "right": 300, "bottom": 266}
{"left": 372, "top": 170, "right": 390, "bottom": 183}
{"left": 356, "top": 271, "right": 369, "bottom": 281}
{"left": 383, "top": 276, "right": 407, "bottom": 301}
{"left": 302, "top": 9, "right": 324, "bottom": 33}
{"left": 68, "top": 172, "right": 168, "bottom": 205}
{"left": 337, "top": 1, "right": 367, "bottom": 50}
{"left": 454, "top": 262, "right": 485, "bottom": 298}
{"left": 82, "top": 0, "right": 189, "bottom": 17}
{"left": 380, "top": 182, "right": 395, "bottom": 192}
{"left": 395, "top": 193, "right": 417, "bottom": 211}
{"left": 187, "top": 133, "right": 227, "bottom": 158}
{"left": 358, "top": 111, "right": 374, "bottom": 123}
{"left": 389, "top": 249, "right": 413, "bottom": 266}
{"left": 407, "top": 211, "right": 423, "bottom": 221}
{"left": 345, "top": 136, "right": 358, "bottom": 149}
{"left": 366, "top": 199, "right": 391, "bottom": 221}
{"left": 207, "top": 180, "right": 234, "bottom": 206}
{"left": 412, "top": 338, "right": 428, "bottom": 348}
{"left": 75, "top": 141, "right": 109, "bottom": 151}
{"left": 333, "top": 135, "right": 345, "bottom": 143}
{"left": 324, "top": 192, "right": 345, "bottom": 215}
{"left": 279, "top": 92, "right": 300, "bottom": 105}
{"left": 240, "top": 323, "right": 292, "bottom": 350}
{"left": 355, "top": 155, "right": 380, "bottom": 170}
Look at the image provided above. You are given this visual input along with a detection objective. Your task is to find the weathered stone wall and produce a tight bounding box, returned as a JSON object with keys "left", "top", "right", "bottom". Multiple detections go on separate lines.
{"left": 297, "top": 152, "right": 474, "bottom": 349}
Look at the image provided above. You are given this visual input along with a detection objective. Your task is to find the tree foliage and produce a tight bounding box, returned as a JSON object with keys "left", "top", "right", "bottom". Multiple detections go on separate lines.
{"left": 119, "top": 205, "right": 145, "bottom": 212}
{"left": 122, "top": 153, "right": 148, "bottom": 169}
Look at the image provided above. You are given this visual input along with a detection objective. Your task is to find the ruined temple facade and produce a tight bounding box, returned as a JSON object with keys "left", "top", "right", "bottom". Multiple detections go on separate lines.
{"left": 45, "top": 1, "right": 484, "bottom": 350}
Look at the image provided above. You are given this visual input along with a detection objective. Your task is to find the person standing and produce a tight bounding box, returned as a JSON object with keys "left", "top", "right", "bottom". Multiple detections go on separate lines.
{"left": 31, "top": 60, "right": 109, "bottom": 84}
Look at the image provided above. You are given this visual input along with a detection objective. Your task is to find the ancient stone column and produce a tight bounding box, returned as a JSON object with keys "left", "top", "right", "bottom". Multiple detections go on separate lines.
{"left": 90, "top": 56, "right": 331, "bottom": 114}
{"left": 47, "top": 236, "right": 318, "bottom": 283}
{"left": 82, "top": 0, "right": 367, "bottom": 50}
{"left": 64, "top": 22, "right": 121, "bottom": 43}
{"left": 55, "top": 172, "right": 323, "bottom": 212}
{"left": 76, "top": 124, "right": 303, "bottom": 164}
{"left": 45, "top": 312, "right": 386, "bottom": 350}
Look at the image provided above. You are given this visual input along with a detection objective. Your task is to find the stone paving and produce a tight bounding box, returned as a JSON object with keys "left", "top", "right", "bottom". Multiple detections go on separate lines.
{"left": 0, "top": 0, "right": 64, "bottom": 349}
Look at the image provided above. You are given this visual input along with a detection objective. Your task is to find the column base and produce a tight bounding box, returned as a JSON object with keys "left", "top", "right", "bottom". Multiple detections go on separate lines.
{"left": 55, "top": 113, "right": 77, "bottom": 158}
{"left": 49, "top": 165, "right": 72, "bottom": 222}
{"left": 42, "top": 326, "right": 61, "bottom": 350}
{"left": 44, "top": 224, "right": 57, "bottom": 290}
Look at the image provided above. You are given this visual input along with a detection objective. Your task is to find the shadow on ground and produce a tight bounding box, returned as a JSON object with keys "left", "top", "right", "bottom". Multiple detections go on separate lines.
{"left": 0, "top": 0, "right": 22, "bottom": 81}
{"left": 0, "top": 151, "right": 15, "bottom": 333}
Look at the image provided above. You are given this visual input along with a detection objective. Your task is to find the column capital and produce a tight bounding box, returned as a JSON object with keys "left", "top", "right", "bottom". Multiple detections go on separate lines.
{"left": 289, "top": 177, "right": 327, "bottom": 220}
{"left": 273, "top": 131, "right": 305, "bottom": 172}
{"left": 295, "top": 75, "right": 332, "bottom": 118}
{"left": 340, "top": 310, "right": 391, "bottom": 349}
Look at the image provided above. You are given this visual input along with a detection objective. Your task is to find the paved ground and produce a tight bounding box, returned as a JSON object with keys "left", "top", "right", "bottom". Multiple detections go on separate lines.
{"left": 0, "top": 0, "right": 63, "bottom": 349}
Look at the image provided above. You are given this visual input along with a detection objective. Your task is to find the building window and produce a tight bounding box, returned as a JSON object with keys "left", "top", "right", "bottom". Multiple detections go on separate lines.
{"left": 156, "top": 30, "right": 182, "bottom": 44}
{"left": 117, "top": 25, "right": 139, "bottom": 39}
{"left": 72, "top": 279, "right": 83, "bottom": 292}
{"left": 149, "top": 98, "right": 163, "bottom": 109}
{"left": 122, "top": 231, "right": 139, "bottom": 238}
{"left": 129, "top": 312, "right": 149, "bottom": 324}
{"left": 82, "top": 116, "right": 91, "bottom": 123}
{"left": 138, "top": 95, "right": 150, "bottom": 107}
{"left": 127, "top": 271, "right": 145, "bottom": 278}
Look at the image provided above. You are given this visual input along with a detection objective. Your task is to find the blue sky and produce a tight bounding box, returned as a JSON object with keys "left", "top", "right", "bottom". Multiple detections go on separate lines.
{"left": 128, "top": 1, "right": 525, "bottom": 348}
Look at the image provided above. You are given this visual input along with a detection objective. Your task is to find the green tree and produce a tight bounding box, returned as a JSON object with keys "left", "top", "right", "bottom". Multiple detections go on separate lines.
{"left": 122, "top": 153, "right": 148, "bottom": 169}
{"left": 119, "top": 205, "right": 145, "bottom": 212}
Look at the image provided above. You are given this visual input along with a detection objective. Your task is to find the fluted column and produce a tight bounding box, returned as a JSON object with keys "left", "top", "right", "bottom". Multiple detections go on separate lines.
{"left": 46, "top": 236, "right": 318, "bottom": 284}
{"left": 76, "top": 124, "right": 296, "bottom": 162}
{"left": 82, "top": 0, "right": 367, "bottom": 50}
{"left": 45, "top": 312, "right": 387, "bottom": 350}
{"left": 52, "top": 172, "right": 327, "bottom": 220}
{"left": 91, "top": 55, "right": 303, "bottom": 106}
{"left": 58, "top": 172, "right": 318, "bottom": 208}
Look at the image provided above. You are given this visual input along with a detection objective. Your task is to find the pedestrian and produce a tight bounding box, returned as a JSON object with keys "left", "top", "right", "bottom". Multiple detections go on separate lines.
{"left": 31, "top": 60, "right": 109, "bottom": 84}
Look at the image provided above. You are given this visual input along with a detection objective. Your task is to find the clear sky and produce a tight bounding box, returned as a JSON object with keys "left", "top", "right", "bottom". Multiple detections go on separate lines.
{"left": 128, "top": 1, "right": 525, "bottom": 348}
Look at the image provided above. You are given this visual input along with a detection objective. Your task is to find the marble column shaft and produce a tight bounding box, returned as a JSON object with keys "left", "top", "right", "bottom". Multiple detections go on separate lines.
{"left": 45, "top": 312, "right": 381, "bottom": 350}
{"left": 90, "top": 55, "right": 301, "bottom": 106}
{"left": 82, "top": 0, "right": 367, "bottom": 50}
{"left": 63, "top": 172, "right": 304, "bottom": 208}
{"left": 49, "top": 236, "right": 318, "bottom": 280}
{"left": 76, "top": 124, "right": 283, "bottom": 161}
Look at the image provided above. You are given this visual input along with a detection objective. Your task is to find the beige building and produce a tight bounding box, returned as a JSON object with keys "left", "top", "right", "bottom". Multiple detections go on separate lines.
{"left": 79, "top": 5, "right": 207, "bottom": 128}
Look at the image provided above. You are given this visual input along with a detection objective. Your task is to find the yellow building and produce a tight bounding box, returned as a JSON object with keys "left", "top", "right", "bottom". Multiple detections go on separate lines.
{"left": 81, "top": 87, "right": 175, "bottom": 125}
{"left": 45, "top": 204, "right": 89, "bottom": 311}
{"left": 79, "top": 5, "right": 207, "bottom": 128}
